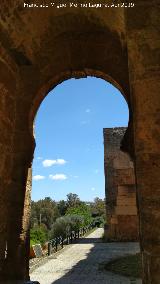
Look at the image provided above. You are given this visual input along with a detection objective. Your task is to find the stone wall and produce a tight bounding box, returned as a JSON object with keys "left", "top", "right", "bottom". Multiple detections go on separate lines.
{"left": 0, "top": 1, "right": 160, "bottom": 282}
{"left": 104, "top": 128, "right": 139, "bottom": 241}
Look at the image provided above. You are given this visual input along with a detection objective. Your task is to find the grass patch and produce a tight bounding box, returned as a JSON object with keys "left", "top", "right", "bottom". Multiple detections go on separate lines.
{"left": 104, "top": 253, "right": 142, "bottom": 279}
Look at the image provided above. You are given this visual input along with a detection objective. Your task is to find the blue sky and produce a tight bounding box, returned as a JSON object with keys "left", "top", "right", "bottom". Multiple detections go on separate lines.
{"left": 32, "top": 77, "right": 129, "bottom": 201}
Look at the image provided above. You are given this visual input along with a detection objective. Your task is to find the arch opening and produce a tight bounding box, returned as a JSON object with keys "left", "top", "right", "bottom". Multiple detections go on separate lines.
{"left": 31, "top": 76, "right": 129, "bottom": 201}
{"left": 29, "top": 69, "right": 133, "bottom": 158}
{"left": 26, "top": 76, "right": 140, "bottom": 282}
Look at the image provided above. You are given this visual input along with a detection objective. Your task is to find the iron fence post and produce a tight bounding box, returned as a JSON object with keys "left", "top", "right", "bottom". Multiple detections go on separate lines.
{"left": 48, "top": 242, "right": 51, "bottom": 256}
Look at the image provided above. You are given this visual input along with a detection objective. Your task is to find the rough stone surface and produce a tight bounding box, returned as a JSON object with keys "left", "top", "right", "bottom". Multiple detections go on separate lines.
{"left": 104, "top": 128, "right": 139, "bottom": 241}
{"left": 0, "top": 1, "right": 160, "bottom": 283}
{"left": 30, "top": 228, "right": 141, "bottom": 284}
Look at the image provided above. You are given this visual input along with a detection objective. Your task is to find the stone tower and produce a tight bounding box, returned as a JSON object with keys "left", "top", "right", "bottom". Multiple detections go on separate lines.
{"left": 104, "top": 128, "right": 139, "bottom": 241}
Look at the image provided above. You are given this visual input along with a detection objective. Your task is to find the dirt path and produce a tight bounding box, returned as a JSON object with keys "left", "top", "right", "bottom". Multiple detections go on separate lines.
{"left": 30, "top": 228, "right": 142, "bottom": 284}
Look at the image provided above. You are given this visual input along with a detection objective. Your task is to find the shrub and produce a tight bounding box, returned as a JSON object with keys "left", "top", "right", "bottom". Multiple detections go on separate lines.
{"left": 49, "top": 214, "right": 85, "bottom": 239}
{"left": 30, "top": 225, "right": 48, "bottom": 246}
{"left": 50, "top": 216, "right": 71, "bottom": 239}
{"left": 69, "top": 215, "right": 84, "bottom": 231}
{"left": 92, "top": 216, "right": 105, "bottom": 227}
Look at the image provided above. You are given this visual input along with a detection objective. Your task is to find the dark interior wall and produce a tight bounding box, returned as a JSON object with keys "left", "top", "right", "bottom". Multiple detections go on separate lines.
{"left": 0, "top": 1, "right": 159, "bottom": 282}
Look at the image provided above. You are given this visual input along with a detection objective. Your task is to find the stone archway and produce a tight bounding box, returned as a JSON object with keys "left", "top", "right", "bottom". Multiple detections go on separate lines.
{"left": 0, "top": 1, "right": 160, "bottom": 283}
{"left": 29, "top": 70, "right": 132, "bottom": 282}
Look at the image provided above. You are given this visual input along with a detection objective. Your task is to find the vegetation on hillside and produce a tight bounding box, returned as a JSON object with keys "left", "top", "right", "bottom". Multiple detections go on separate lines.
{"left": 30, "top": 193, "right": 105, "bottom": 246}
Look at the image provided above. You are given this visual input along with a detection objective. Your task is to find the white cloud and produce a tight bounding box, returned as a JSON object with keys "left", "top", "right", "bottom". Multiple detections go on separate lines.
{"left": 49, "top": 174, "right": 67, "bottom": 180}
{"left": 56, "top": 159, "right": 67, "bottom": 165}
{"left": 86, "top": 108, "right": 91, "bottom": 113}
{"left": 91, "top": 187, "right": 96, "bottom": 191}
{"left": 37, "top": 157, "right": 43, "bottom": 160}
{"left": 73, "top": 175, "right": 79, "bottom": 178}
{"left": 33, "top": 175, "right": 45, "bottom": 181}
{"left": 43, "top": 160, "right": 56, "bottom": 167}
{"left": 42, "top": 159, "right": 67, "bottom": 167}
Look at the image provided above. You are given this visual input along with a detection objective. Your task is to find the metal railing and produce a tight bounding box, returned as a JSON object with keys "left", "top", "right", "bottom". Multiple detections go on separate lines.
{"left": 47, "top": 225, "right": 94, "bottom": 256}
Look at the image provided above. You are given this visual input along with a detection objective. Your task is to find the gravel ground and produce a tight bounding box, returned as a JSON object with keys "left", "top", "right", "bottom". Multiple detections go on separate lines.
{"left": 30, "top": 228, "right": 142, "bottom": 284}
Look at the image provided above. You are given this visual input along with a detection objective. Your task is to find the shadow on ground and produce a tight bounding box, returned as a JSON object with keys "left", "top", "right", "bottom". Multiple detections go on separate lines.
{"left": 50, "top": 237, "right": 141, "bottom": 284}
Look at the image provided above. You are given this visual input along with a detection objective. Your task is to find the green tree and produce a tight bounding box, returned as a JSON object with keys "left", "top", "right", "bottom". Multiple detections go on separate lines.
{"left": 50, "top": 216, "right": 71, "bottom": 239}
{"left": 91, "top": 197, "right": 105, "bottom": 218}
{"left": 30, "top": 197, "right": 60, "bottom": 230}
{"left": 66, "top": 193, "right": 81, "bottom": 208}
{"left": 66, "top": 203, "right": 92, "bottom": 226}
{"left": 57, "top": 200, "right": 67, "bottom": 216}
{"left": 69, "top": 215, "right": 84, "bottom": 231}
{"left": 49, "top": 215, "right": 84, "bottom": 239}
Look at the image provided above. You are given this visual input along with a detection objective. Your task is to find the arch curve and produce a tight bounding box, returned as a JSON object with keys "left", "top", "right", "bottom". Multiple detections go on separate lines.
{"left": 30, "top": 68, "right": 128, "bottom": 127}
{"left": 29, "top": 68, "right": 133, "bottom": 157}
